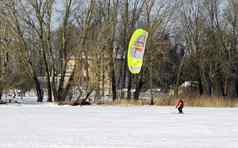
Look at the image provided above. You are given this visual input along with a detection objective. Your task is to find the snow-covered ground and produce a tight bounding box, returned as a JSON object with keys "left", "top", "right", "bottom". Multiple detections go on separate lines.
{"left": 0, "top": 105, "right": 238, "bottom": 148}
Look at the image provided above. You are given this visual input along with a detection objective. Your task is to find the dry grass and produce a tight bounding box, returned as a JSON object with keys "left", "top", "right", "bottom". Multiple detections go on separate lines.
{"left": 182, "top": 96, "right": 238, "bottom": 107}
{"left": 98, "top": 96, "right": 238, "bottom": 107}
{"left": 56, "top": 96, "right": 238, "bottom": 107}
{"left": 96, "top": 99, "right": 147, "bottom": 106}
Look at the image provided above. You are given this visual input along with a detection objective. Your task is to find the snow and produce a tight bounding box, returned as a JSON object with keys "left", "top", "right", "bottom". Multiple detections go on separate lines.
{"left": 0, "top": 105, "right": 238, "bottom": 148}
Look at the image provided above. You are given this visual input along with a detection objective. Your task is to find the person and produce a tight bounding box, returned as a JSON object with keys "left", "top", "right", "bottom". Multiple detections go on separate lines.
{"left": 176, "top": 99, "right": 184, "bottom": 114}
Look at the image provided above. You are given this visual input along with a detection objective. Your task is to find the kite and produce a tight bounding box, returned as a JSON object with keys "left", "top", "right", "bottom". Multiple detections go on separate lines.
{"left": 127, "top": 29, "right": 148, "bottom": 74}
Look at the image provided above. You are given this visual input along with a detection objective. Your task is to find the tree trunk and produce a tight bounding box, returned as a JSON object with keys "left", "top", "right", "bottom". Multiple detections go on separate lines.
{"left": 110, "top": 47, "right": 117, "bottom": 102}
{"left": 235, "top": 77, "right": 238, "bottom": 97}
{"left": 207, "top": 78, "right": 212, "bottom": 96}
{"left": 198, "top": 76, "right": 203, "bottom": 95}
{"left": 127, "top": 73, "right": 132, "bottom": 100}
{"left": 46, "top": 72, "right": 52, "bottom": 102}
{"left": 52, "top": 69, "right": 58, "bottom": 102}
{"left": 42, "top": 50, "right": 52, "bottom": 102}
{"left": 121, "top": 0, "right": 129, "bottom": 99}
{"left": 134, "top": 74, "right": 144, "bottom": 100}
{"left": 219, "top": 79, "right": 225, "bottom": 97}
{"left": 149, "top": 51, "right": 153, "bottom": 105}
{"left": 112, "top": 68, "right": 117, "bottom": 101}
{"left": 121, "top": 51, "right": 128, "bottom": 99}
{"left": 57, "top": 62, "right": 67, "bottom": 102}
{"left": 33, "top": 74, "right": 44, "bottom": 102}
{"left": 0, "top": 89, "right": 2, "bottom": 101}
{"left": 149, "top": 73, "right": 154, "bottom": 105}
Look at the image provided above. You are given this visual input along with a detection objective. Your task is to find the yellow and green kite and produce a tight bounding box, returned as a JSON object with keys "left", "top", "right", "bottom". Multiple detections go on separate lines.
{"left": 128, "top": 29, "right": 148, "bottom": 74}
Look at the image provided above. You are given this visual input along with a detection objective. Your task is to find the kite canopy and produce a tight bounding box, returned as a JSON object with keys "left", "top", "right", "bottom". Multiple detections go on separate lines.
{"left": 127, "top": 29, "right": 149, "bottom": 74}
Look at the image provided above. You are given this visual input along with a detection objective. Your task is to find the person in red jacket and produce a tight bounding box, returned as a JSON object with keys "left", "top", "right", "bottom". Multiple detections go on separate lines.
{"left": 176, "top": 99, "right": 184, "bottom": 113}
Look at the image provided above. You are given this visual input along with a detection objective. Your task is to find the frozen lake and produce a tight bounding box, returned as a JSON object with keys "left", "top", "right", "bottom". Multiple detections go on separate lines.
{"left": 0, "top": 105, "right": 237, "bottom": 148}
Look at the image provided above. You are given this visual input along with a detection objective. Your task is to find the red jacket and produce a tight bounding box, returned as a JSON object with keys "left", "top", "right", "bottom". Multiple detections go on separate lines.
{"left": 176, "top": 99, "right": 184, "bottom": 108}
